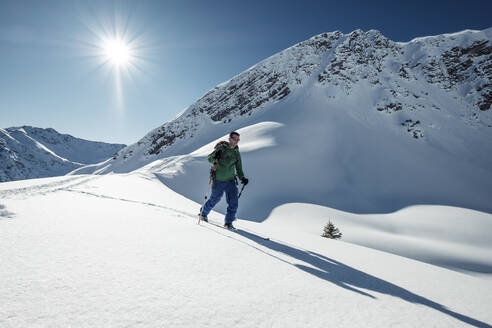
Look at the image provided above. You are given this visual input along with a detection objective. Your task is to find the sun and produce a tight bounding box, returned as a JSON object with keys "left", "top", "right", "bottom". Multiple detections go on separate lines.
{"left": 78, "top": 7, "right": 151, "bottom": 112}
{"left": 103, "top": 39, "right": 131, "bottom": 66}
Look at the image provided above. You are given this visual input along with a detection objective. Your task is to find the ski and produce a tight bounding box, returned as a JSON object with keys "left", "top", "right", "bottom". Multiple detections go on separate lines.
{"left": 198, "top": 216, "right": 270, "bottom": 240}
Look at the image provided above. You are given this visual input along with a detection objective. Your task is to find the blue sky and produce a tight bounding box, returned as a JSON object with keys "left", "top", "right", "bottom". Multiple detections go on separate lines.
{"left": 1, "top": 0, "right": 491, "bottom": 145}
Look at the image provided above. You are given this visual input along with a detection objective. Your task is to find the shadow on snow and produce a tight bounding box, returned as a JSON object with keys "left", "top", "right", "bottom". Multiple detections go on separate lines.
{"left": 230, "top": 228, "right": 491, "bottom": 328}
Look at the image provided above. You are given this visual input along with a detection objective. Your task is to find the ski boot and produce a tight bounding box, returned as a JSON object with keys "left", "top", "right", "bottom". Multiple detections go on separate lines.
{"left": 198, "top": 213, "right": 208, "bottom": 222}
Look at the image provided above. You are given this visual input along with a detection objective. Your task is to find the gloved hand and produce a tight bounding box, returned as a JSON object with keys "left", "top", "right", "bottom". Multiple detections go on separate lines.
{"left": 241, "top": 177, "right": 249, "bottom": 185}
{"left": 214, "top": 149, "right": 223, "bottom": 160}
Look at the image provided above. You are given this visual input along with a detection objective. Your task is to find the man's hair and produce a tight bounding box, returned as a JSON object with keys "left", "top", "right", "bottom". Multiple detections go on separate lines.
{"left": 229, "top": 131, "right": 240, "bottom": 138}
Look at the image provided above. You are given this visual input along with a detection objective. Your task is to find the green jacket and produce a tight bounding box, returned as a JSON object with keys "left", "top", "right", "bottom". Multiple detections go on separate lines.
{"left": 208, "top": 142, "right": 245, "bottom": 182}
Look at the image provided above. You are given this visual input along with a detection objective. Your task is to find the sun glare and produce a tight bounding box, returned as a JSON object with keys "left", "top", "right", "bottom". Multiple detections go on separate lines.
{"left": 79, "top": 6, "right": 151, "bottom": 113}
{"left": 104, "top": 39, "right": 131, "bottom": 66}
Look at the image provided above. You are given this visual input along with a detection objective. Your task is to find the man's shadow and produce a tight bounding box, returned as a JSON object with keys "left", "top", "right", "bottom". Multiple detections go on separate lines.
{"left": 234, "top": 229, "right": 491, "bottom": 328}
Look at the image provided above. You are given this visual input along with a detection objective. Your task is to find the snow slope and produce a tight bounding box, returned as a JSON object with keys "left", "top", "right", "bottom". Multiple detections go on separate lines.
{"left": 71, "top": 28, "right": 492, "bottom": 217}
{"left": 0, "top": 126, "right": 125, "bottom": 182}
{"left": 133, "top": 122, "right": 492, "bottom": 275}
{"left": 1, "top": 173, "right": 491, "bottom": 327}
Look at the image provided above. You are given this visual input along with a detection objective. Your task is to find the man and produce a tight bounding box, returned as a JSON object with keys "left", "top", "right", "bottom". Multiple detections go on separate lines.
{"left": 199, "top": 131, "right": 249, "bottom": 229}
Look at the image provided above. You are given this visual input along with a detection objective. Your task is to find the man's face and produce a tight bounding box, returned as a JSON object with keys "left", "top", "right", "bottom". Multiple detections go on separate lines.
{"left": 229, "top": 134, "right": 240, "bottom": 146}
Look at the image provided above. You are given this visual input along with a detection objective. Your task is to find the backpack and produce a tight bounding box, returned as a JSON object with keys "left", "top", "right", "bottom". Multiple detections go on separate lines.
{"left": 214, "top": 141, "right": 239, "bottom": 162}
{"left": 214, "top": 141, "right": 228, "bottom": 149}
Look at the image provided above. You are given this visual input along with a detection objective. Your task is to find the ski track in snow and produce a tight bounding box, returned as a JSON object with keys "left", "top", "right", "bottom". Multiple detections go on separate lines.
{"left": 62, "top": 187, "right": 298, "bottom": 252}
{"left": 0, "top": 175, "right": 100, "bottom": 199}
{"left": 0, "top": 174, "right": 292, "bottom": 254}
{"left": 64, "top": 188, "right": 198, "bottom": 222}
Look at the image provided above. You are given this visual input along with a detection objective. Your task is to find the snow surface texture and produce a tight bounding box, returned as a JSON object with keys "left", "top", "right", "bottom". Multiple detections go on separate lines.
{"left": 71, "top": 28, "right": 492, "bottom": 217}
{"left": 1, "top": 174, "right": 492, "bottom": 327}
{"left": 0, "top": 126, "right": 125, "bottom": 182}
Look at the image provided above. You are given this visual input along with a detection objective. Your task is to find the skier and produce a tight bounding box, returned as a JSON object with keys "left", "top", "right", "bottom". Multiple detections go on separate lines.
{"left": 199, "top": 131, "right": 248, "bottom": 229}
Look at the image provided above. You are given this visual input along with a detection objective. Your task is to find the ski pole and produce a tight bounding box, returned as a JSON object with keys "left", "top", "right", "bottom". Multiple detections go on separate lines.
{"left": 238, "top": 183, "right": 246, "bottom": 199}
{"left": 198, "top": 160, "right": 218, "bottom": 225}
{"left": 198, "top": 184, "right": 211, "bottom": 225}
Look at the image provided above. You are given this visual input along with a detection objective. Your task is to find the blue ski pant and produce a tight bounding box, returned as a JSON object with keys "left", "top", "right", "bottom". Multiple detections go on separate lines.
{"left": 201, "top": 179, "right": 238, "bottom": 224}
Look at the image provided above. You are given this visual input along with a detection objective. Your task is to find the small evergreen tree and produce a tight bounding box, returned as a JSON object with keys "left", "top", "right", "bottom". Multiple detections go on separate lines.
{"left": 322, "top": 221, "right": 342, "bottom": 239}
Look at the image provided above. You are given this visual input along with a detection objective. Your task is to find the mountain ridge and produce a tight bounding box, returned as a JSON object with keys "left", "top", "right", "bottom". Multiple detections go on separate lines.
{"left": 0, "top": 126, "right": 125, "bottom": 182}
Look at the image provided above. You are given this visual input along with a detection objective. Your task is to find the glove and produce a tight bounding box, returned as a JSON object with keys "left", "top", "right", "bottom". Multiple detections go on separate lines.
{"left": 214, "top": 149, "right": 223, "bottom": 160}
{"left": 241, "top": 177, "right": 249, "bottom": 185}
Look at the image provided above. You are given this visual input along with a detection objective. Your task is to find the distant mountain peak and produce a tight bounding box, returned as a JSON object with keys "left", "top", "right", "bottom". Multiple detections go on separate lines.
{"left": 0, "top": 126, "right": 126, "bottom": 182}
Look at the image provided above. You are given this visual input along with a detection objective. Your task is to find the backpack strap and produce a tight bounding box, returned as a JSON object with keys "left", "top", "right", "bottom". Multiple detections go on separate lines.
{"left": 234, "top": 147, "right": 239, "bottom": 162}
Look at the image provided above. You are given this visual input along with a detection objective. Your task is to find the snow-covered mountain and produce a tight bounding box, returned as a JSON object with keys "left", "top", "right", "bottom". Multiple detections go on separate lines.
{"left": 0, "top": 126, "right": 125, "bottom": 182}
{"left": 72, "top": 28, "right": 492, "bottom": 217}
